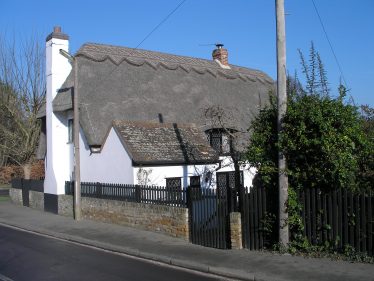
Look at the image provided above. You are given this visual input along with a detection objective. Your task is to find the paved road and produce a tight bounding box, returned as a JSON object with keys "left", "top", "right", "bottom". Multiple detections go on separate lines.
{"left": 0, "top": 225, "right": 225, "bottom": 281}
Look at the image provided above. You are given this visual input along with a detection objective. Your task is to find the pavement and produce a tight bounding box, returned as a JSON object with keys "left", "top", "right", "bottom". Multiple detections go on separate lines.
{"left": 0, "top": 198, "right": 373, "bottom": 281}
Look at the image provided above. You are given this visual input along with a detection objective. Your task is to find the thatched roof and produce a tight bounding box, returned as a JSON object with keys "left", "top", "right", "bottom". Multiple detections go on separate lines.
{"left": 52, "top": 43, "right": 274, "bottom": 146}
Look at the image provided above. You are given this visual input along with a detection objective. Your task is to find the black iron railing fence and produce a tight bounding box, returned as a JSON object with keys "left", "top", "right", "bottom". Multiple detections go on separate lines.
{"left": 65, "top": 181, "right": 187, "bottom": 207}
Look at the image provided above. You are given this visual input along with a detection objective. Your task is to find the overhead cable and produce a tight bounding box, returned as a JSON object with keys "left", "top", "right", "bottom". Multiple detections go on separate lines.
{"left": 311, "top": 0, "right": 348, "bottom": 88}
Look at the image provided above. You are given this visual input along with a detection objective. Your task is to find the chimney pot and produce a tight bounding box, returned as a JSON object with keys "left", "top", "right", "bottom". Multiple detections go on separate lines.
{"left": 46, "top": 26, "right": 69, "bottom": 42}
{"left": 54, "top": 26, "right": 61, "bottom": 33}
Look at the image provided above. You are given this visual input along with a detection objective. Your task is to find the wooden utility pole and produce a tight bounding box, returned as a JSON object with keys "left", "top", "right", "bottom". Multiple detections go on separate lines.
{"left": 276, "top": 0, "right": 289, "bottom": 247}
{"left": 59, "top": 49, "right": 81, "bottom": 221}
{"left": 73, "top": 57, "right": 82, "bottom": 221}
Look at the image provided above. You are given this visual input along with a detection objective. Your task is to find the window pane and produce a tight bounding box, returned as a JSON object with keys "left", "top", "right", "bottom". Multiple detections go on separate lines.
{"left": 211, "top": 131, "right": 221, "bottom": 153}
{"left": 228, "top": 172, "right": 236, "bottom": 189}
{"left": 190, "top": 176, "right": 200, "bottom": 188}
{"left": 217, "top": 171, "right": 243, "bottom": 189}
{"left": 217, "top": 173, "right": 226, "bottom": 189}
{"left": 166, "top": 177, "right": 181, "bottom": 189}
{"left": 166, "top": 177, "right": 182, "bottom": 202}
{"left": 206, "top": 129, "right": 234, "bottom": 155}
{"left": 222, "top": 133, "right": 230, "bottom": 154}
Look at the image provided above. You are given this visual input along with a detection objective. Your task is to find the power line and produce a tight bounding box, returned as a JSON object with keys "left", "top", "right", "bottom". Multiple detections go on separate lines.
{"left": 135, "top": 0, "right": 187, "bottom": 49}
{"left": 84, "top": 0, "right": 187, "bottom": 99}
{"left": 311, "top": 0, "right": 348, "bottom": 88}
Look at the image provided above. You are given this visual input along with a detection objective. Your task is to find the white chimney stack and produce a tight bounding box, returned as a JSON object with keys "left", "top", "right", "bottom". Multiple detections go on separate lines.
{"left": 44, "top": 26, "right": 72, "bottom": 208}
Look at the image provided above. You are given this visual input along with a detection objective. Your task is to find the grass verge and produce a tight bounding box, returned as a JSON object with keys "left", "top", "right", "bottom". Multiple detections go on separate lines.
{"left": 0, "top": 196, "right": 10, "bottom": 202}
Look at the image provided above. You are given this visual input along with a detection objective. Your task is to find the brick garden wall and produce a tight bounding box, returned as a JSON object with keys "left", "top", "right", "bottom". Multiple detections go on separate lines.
{"left": 58, "top": 195, "right": 74, "bottom": 217}
{"left": 9, "top": 187, "right": 242, "bottom": 248}
{"left": 29, "top": 190, "right": 44, "bottom": 211}
{"left": 9, "top": 188, "right": 22, "bottom": 205}
{"left": 58, "top": 195, "right": 189, "bottom": 240}
{"left": 9, "top": 185, "right": 189, "bottom": 240}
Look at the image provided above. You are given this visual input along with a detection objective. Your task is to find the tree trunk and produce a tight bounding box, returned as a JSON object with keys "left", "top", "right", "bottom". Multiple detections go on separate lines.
{"left": 23, "top": 163, "right": 31, "bottom": 179}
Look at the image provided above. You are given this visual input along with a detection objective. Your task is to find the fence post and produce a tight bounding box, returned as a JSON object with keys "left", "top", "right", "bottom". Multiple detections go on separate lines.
{"left": 186, "top": 187, "right": 193, "bottom": 210}
{"left": 230, "top": 212, "right": 243, "bottom": 249}
{"left": 135, "top": 185, "right": 141, "bottom": 203}
{"left": 21, "top": 178, "right": 30, "bottom": 207}
{"left": 96, "top": 182, "right": 102, "bottom": 198}
{"left": 226, "top": 187, "right": 232, "bottom": 213}
{"left": 69, "top": 181, "right": 75, "bottom": 195}
{"left": 238, "top": 185, "right": 244, "bottom": 213}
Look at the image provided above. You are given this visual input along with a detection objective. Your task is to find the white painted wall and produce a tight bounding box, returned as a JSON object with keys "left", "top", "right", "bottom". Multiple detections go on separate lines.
{"left": 132, "top": 158, "right": 256, "bottom": 189}
{"left": 44, "top": 36, "right": 72, "bottom": 195}
{"left": 79, "top": 126, "right": 220, "bottom": 187}
{"left": 134, "top": 163, "right": 219, "bottom": 188}
{"left": 56, "top": 120, "right": 255, "bottom": 189}
{"left": 80, "top": 128, "right": 134, "bottom": 183}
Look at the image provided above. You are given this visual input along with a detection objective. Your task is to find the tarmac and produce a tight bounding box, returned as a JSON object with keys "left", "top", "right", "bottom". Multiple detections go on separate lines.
{"left": 0, "top": 195, "right": 373, "bottom": 281}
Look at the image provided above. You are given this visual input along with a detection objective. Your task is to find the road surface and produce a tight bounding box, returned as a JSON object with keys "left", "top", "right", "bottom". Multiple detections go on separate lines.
{"left": 0, "top": 225, "right": 226, "bottom": 281}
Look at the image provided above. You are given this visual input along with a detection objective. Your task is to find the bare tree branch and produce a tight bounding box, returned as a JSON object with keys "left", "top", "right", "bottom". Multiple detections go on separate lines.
{"left": 0, "top": 33, "right": 45, "bottom": 176}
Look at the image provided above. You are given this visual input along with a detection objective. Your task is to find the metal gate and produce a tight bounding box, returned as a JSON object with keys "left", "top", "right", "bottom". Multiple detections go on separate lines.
{"left": 187, "top": 187, "right": 230, "bottom": 249}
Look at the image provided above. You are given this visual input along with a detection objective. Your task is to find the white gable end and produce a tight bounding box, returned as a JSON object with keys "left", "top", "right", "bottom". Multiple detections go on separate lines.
{"left": 80, "top": 127, "right": 134, "bottom": 184}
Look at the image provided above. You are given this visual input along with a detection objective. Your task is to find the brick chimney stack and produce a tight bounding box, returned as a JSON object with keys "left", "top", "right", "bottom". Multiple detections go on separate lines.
{"left": 46, "top": 26, "right": 69, "bottom": 42}
{"left": 212, "top": 44, "right": 229, "bottom": 66}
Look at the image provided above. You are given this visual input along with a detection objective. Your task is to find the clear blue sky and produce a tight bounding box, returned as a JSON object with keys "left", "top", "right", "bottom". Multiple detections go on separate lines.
{"left": 1, "top": 0, "right": 373, "bottom": 106}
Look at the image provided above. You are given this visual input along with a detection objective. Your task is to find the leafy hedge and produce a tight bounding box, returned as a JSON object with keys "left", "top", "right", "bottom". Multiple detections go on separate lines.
{"left": 245, "top": 44, "right": 374, "bottom": 255}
